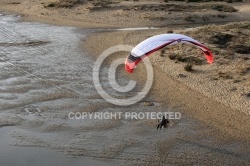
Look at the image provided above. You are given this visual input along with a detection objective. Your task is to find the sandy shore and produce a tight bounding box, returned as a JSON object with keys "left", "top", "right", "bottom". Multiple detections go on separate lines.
{"left": 1, "top": 0, "right": 250, "bottom": 28}
{"left": 0, "top": 0, "right": 250, "bottom": 165}
{"left": 84, "top": 23, "right": 250, "bottom": 139}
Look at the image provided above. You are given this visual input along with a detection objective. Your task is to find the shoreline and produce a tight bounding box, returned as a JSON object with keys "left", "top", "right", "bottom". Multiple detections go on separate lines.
{"left": 1, "top": 0, "right": 249, "bottom": 141}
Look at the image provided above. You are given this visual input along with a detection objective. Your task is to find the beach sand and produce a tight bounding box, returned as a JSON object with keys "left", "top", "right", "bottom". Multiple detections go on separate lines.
{"left": 0, "top": 0, "right": 250, "bottom": 165}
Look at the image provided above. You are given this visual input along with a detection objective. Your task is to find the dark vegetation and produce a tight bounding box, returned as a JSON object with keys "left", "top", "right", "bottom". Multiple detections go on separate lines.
{"left": 44, "top": 0, "right": 84, "bottom": 8}
{"left": 209, "top": 33, "right": 234, "bottom": 47}
{"left": 184, "top": 63, "right": 193, "bottom": 72}
{"left": 44, "top": 0, "right": 117, "bottom": 8}
{"left": 232, "top": 45, "right": 250, "bottom": 54}
{"left": 44, "top": 0, "right": 239, "bottom": 13}
{"left": 246, "top": 92, "right": 250, "bottom": 98}
{"left": 209, "top": 4, "right": 237, "bottom": 12}
{"left": 184, "top": 16, "right": 196, "bottom": 22}
{"left": 125, "top": 3, "right": 237, "bottom": 13}
{"left": 209, "top": 32, "right": 250, "bottom": 54}
{"left": 167, "top": 54, "right": 204, "bottom": 65}
{"left": 161, "top": 48, "right": 204, "bottom": 72}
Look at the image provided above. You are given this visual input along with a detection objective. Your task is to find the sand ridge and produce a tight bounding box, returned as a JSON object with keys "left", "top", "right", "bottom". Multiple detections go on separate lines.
{"left": 0, "top": 0, "right": 250, "bottom": 28}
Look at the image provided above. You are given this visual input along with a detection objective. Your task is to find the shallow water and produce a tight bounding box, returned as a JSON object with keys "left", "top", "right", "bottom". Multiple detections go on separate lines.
{"left": 0, "top": 12, "right": 162, "bottom": 165}
{"left": 0, "top": 13, "right": 130, "bottom": 165}
{"left": 0, "top": 126, "right": 113, "bottom": 166}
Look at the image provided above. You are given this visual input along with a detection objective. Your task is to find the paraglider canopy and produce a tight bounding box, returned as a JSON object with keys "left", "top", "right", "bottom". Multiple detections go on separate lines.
{"left": 125, "top": 33, "right": 214, "bottom": 73}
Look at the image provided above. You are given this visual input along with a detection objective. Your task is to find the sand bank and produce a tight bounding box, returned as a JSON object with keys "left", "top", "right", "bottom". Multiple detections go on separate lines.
{"left": 83, "top": 24, "right": 250, "bottom": 141}
{"left": 1, "top": 0, "right": 250, "bottom": 28}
